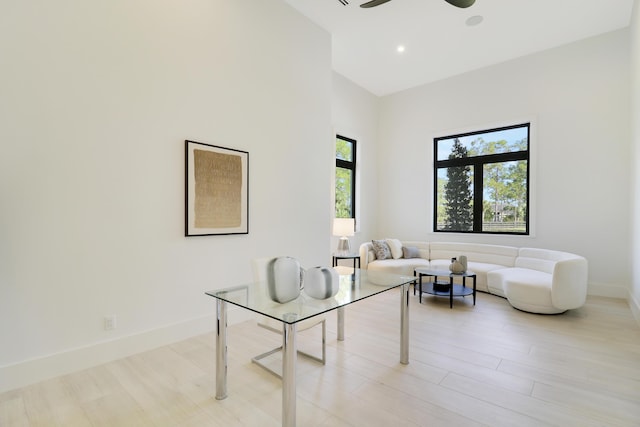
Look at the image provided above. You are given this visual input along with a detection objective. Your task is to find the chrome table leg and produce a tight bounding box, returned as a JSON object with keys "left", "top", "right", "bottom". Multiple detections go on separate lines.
{"left": 282, "top": 317, "right": 297, "bottom": 427}
{"left": 400, "top": 283, "right": 410, "bottom": 365}
{"left": 337, "top": 307, "right": 345, "bottom": 341}
{"left": 215, "top": 299, "right": 228, "bottom": 400}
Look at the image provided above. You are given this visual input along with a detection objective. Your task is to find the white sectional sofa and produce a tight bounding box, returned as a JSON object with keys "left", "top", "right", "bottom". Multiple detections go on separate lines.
{"left": 359, "top": 240, "right": 588, "bottom": 314}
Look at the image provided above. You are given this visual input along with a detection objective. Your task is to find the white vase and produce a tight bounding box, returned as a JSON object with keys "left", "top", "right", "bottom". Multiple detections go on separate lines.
{"left": 449, "top": 257, "right": 464, "bottom": 274}
{"left": 267, "top": 257, "right": 304, "bottom": 303}
{"left": 304, "top": 267, "right": 339, "bottom": 300}
{"left": 458, "top": 255, "right": 468, "bottom": 272}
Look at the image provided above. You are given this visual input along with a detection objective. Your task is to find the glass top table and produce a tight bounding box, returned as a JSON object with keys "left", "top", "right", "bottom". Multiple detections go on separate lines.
{"left": 205, "top": 267, "right": 415, "bottom": 427}
{"left": 206, "top": 267, "right": 414, "bottom": 324}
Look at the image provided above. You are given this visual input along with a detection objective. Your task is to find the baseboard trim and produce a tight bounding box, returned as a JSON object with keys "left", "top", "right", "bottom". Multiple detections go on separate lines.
{"left": 0, "top": 307, "right": 253, "bottom": 393}
{"left": 588, "top": 282, "right": 639, "bottom": 327}
{"left": 587, "top": 281, "right": 629, "bottom": 299}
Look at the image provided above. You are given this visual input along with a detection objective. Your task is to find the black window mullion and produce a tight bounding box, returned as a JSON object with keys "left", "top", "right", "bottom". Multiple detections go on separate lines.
{"left": 435, "top": 150, "right": 527, "bottom": 169}
{"left": 473, "top": 164, "right": 483, "bottom": 232}
{"left": 350, "top": 140, "right": 357, "bottom": 220}
{"left": 336, "top": 159, "right": 351, "bottom": 169}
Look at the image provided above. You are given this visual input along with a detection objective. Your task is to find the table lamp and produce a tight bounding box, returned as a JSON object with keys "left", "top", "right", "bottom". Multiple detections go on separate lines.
{"left": 333, "top": 218, "right": 355, "bottom": 255}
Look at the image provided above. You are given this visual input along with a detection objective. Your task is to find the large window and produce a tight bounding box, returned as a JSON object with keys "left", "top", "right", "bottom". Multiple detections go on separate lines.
{"left": 434, "top": 123, "right": 530, "bottom": 235}
{"left": 335, "top": 135, "right": 356, "bottom": 219}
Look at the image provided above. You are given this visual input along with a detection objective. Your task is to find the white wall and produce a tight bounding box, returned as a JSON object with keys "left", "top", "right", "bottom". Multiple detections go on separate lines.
{"left": 376, "top": 30, "right": 631, "bottom": 297}
{"left": 331, "top": 73, "right": 380, "bottom": 253}
{"left": 0, "top": 0, "right": 332, "bottom": 392}
{"left": 630, "top": 0, "right": 640, "bottom": 321}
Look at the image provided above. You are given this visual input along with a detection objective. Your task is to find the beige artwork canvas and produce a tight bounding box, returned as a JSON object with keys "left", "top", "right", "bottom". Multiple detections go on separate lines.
{"left": 194, "top": 149, "right": 242, "bottom": 228}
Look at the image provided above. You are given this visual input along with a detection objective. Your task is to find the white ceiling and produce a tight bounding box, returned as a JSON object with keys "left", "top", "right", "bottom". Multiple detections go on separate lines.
{"left": 284, "top": 0, "right": 634, "bottom": 96}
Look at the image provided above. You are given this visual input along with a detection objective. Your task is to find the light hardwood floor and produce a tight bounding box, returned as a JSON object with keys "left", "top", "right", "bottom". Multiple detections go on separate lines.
{"left": 2, "top": 290, "right": 639, "bottom": 426}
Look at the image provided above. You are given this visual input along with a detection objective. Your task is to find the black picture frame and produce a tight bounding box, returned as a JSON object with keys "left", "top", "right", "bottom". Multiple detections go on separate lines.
{"left": 185, "top": 140, "right": 249, "bottom": 236}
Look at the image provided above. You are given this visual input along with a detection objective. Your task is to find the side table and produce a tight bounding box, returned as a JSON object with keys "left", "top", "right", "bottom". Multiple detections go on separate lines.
{"left": 332, "top": 253, "right": 361, "bottom": 269}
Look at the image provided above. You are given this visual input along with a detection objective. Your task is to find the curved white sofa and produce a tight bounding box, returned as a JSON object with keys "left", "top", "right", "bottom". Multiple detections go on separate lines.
{"left": 359, "top": 240, "right": 588, "bottom": 314}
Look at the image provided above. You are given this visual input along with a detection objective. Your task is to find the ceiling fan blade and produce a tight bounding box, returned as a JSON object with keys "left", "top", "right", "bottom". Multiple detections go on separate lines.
{"left": 360, "top": 0, "right": 393, "bottom": 8}
{"left": 444, "top": 0, "right": 476, "bottom": 8}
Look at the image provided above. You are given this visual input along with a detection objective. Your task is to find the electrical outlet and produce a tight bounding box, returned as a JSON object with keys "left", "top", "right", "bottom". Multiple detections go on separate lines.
{"left": 104, "top": 315, "right": 117, "bottom": 331}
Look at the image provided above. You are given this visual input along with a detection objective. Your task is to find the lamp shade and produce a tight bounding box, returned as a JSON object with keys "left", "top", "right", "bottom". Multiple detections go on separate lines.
{"left": 333, "top": 218, "right": 354, "bottom": 237}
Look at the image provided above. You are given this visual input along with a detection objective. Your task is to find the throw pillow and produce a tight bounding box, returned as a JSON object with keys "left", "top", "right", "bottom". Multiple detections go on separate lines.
{"left": 371, "top": 240, "right": 392, "bottom": 260}
{"left": 385, "top": 238, "right": 403, "bottom": 259}
{"left": 402, "top": 246, "right": 421, "bottom": 259}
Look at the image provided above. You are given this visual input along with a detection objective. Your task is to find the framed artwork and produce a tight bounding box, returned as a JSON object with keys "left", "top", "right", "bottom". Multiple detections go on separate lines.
{"left": 185, "top": 140, "right": 249, "bottom": 236}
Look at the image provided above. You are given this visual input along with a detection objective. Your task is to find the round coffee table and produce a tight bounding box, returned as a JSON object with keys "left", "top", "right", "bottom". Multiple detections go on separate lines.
{"left": 413, "top": 268, "right": 477, "bottom": 308}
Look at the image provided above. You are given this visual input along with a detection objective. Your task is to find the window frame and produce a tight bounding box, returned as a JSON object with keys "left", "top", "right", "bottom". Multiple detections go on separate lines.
{"left": 335, "top": 134, "right": 357, "bottom": 221}
{"left": 433, "top": 122, "right": 531, "bottom": 235}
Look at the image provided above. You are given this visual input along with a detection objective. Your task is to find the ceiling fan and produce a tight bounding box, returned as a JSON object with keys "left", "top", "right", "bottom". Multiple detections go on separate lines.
{"left": 356, "top": 0, "right": 475, "bottom": 8}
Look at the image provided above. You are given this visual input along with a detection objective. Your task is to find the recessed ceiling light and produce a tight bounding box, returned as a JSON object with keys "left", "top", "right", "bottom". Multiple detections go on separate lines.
{"left": 397, "top": 45, "right": 406, "bottom": 53}
{"left": 466, "top": 15, "right": 483, "bottom": 26}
